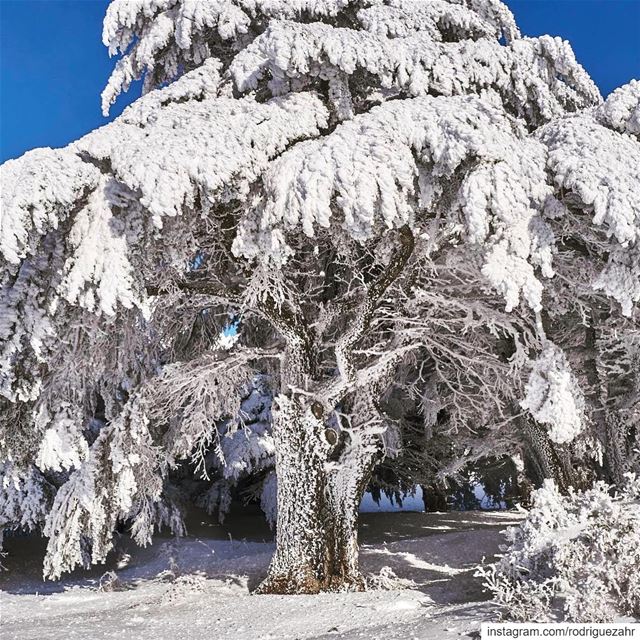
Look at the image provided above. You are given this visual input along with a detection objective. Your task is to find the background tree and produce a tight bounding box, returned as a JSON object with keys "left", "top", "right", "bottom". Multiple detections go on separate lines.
{"left": 1, "top": 0, "right": 638, "bottom": 594}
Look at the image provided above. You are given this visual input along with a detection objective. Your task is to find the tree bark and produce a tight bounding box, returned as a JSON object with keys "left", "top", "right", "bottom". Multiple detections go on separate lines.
{"left": 255, "top": 395, "right": 374, "bottom": 594}
{"left": 422, "top": 483, "right": 448, "bottom": 512}
{"left": 522, "top": 418, "right": 572, "bottom": 493}
{"left": 605, "top": 413, "right": 630, "bottom": 487}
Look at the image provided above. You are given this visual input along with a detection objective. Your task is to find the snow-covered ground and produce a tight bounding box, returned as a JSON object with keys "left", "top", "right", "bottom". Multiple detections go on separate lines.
{"left": 0, "top": 509, "right": 523, "bottom": 640}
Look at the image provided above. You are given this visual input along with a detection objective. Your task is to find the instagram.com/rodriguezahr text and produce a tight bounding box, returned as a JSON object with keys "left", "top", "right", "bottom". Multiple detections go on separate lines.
{"left": 481, "top": 624, "right": 639, "bottom": 639}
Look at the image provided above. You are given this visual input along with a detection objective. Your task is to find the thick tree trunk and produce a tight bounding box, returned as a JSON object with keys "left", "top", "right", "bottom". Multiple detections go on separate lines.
{"left": 255, "top": 395, "right": 373, "bottom": 594}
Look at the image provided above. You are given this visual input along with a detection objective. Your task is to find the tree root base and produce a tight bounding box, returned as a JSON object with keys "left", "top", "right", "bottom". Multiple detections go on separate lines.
{"left": 254, "top": 566, "right": 366, "bottom": 595}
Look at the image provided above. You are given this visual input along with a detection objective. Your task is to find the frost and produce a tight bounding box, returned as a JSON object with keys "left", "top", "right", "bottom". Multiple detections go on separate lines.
{"left": 0, "top": 148, "right": 100, "bottom": 265}
{"left": 358, "top": 1, "right": 499, "bottom": 41}
{"left": 235, "top": 95, "right": 553, "bottom": 311}
{"left": 596, "top": 80, "right": 640, "bottom": 138}
{"left": 231, "top": 20, "right": 599, "bottom": 125}
{"left": 101, "top": 0, "right": 355, "bottom": 112}
{"left": 521, "top": 346, "right": 585, "bottom": 444}
{"left": 80, "top": 91, "right": 329, "bottom": 222}
{"left": 35, "top": 405, "right": 88, "bottom": 473}
{"left": 147, "top": 350, "right": 256, "bottom": 472}
{"left": 117, "top": 57, "right": 229, "bottom": 124}
{"left": 101, "top": 7, "right": 178, "bottom": 116}
{"left": 58, "top": 177, "right": 140, "bottom": 316}
{"left": 539, "top": 110, "right": 640, "bottom": 315}
{"left": 479, "top": 478, "right": 640, "bottom": 621}
{"left": 593, "top": 249, "right": 640, "bottom": 317}
{"left": 540, "top": 113, "right": 640, "bottom": 248}
{"left": 0, "top": 462, "right": 50, "bottom": 535}
{"left": 42, "top": 398, "right": 170, "bottom": 579}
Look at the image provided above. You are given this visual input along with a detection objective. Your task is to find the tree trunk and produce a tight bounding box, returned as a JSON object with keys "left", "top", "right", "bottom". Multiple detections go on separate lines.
{"left": 522, "top": 418, "right": 572, "bottom": 492}
{"left": 255, "top": 395, "right": 374, "bottom": 594}
{"left": 605, "top": 413, "right": 629, "bottom": 487}
{"left": 422, "top": 483, "right": 448, "bottom": 512}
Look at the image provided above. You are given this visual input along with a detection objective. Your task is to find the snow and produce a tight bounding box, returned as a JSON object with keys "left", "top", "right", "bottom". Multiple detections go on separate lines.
{"left": 0, "top": 509, "right": 524, "bottom": 640}
{"left": 520, "top": 345, "right": 585, "bottom": 444}
{"left": 234, "top": 93, "right": 555, "bottom": 311}
{"left": 357, "top": 1, "right": 499, "bottom": 41}
{"left": 35, "top": 416, "right": 88, "bottom": 473}
{"left": 58, "top": 176, "right": 140, "bottom": 316}
{"left": 480, "top": 478, "right": 640, "bottom": 622}
{"left": 0, "top": 462, "right": 49, "bottom": 535}
{"left": 0, "top": 147, "right": 100, "bottom": 265}
{"left": 101, "top": 0, "right": 358, "bottom": 112}
{"left": 597, "top": 80, "right": 640, "bottom": 137}
{"left": 231, "top": 19, "right": 599, "bottom": 120}
{"left": 538, "top": 108, "right": 640, "bottom": 316}
{"left": 80, "top": 92, "right": 330, "bottom": 224}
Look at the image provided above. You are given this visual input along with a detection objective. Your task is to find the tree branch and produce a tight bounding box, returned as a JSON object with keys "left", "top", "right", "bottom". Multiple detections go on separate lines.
{"left": 145, "top": 273, "right": 241, "bottom": 305}
{"left": 334, "top": 225, "right": 415, "bottom": 384}
{"left": 257, "top": 293, "right": 317, "bottom": 387}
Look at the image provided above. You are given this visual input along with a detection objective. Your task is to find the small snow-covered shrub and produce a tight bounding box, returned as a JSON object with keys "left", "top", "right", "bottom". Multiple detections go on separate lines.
{"left": 366, "top": 566, "right": 417, "bottom": 591}
{"left": 477, "top": 475, "right": 640, "bottom": 622}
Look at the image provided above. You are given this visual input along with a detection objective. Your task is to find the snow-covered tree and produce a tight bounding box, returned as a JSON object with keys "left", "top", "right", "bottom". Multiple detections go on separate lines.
{"left": 1, "top": 0, "right": 638, "bottom": 593}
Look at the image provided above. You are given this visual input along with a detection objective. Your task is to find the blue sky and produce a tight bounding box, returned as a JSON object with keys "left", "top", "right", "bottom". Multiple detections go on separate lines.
{"left": 1, "top": 0, "right": 639, "bottom": 162}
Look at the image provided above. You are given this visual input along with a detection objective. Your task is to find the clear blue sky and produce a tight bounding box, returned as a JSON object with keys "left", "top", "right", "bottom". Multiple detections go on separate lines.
{"left": 1, "top": 0, "right": 639, "bottom": 162}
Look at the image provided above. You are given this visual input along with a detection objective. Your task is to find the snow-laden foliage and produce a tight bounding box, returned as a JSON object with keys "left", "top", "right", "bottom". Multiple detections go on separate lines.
{"left": 357, "top": 0, "right": 515, "bottom": 42}
{"left": 539, "top": 106, "right": 640, "bottom": 316}
{"left": 231, "top": 20, "right": 599, "bottom": 125}
{"left": 235, "top": 94, "right": 554, "bottom": 312}
{"left": 0, "top": 88, "right": 327, "bottom": 405}
{"left": 100, "top": 0, "right": 520, "bottom": 114}
{"left": 58, "top": 176, "right": 142, "bottom": 316}
{"left": 0, "top": 462, "right": 50, "bottom": 540}
{"left": 0, "top": 148, "right": 100, "bottom": 264}
{"left": 478, "top": 476, "right": 640, "bottom": 622}
{"left": 79, "top": 92, "right": 329, "bottom": 223}
{"left": 147, "top": 349, "right": 256, "bottom": 469}
{"left": 195, "top": 376, "right": 276, "bottom": 523}
{"left": 42, "top": 398, "right": 169, "bottom": 579}
{"left": 35, "top": 404, "right": 90, "bottom": 473}
{"left": 596, "top": 79, "right": 640, "bottom": 138}
{"left": 219, "top": 380, "right": 275, "bottom": 482}
{"left": 1, "top": 0, "right": 638, "bottom": 592}
{"left": 520, "top": 345, "right": 585, "bottom": 445}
